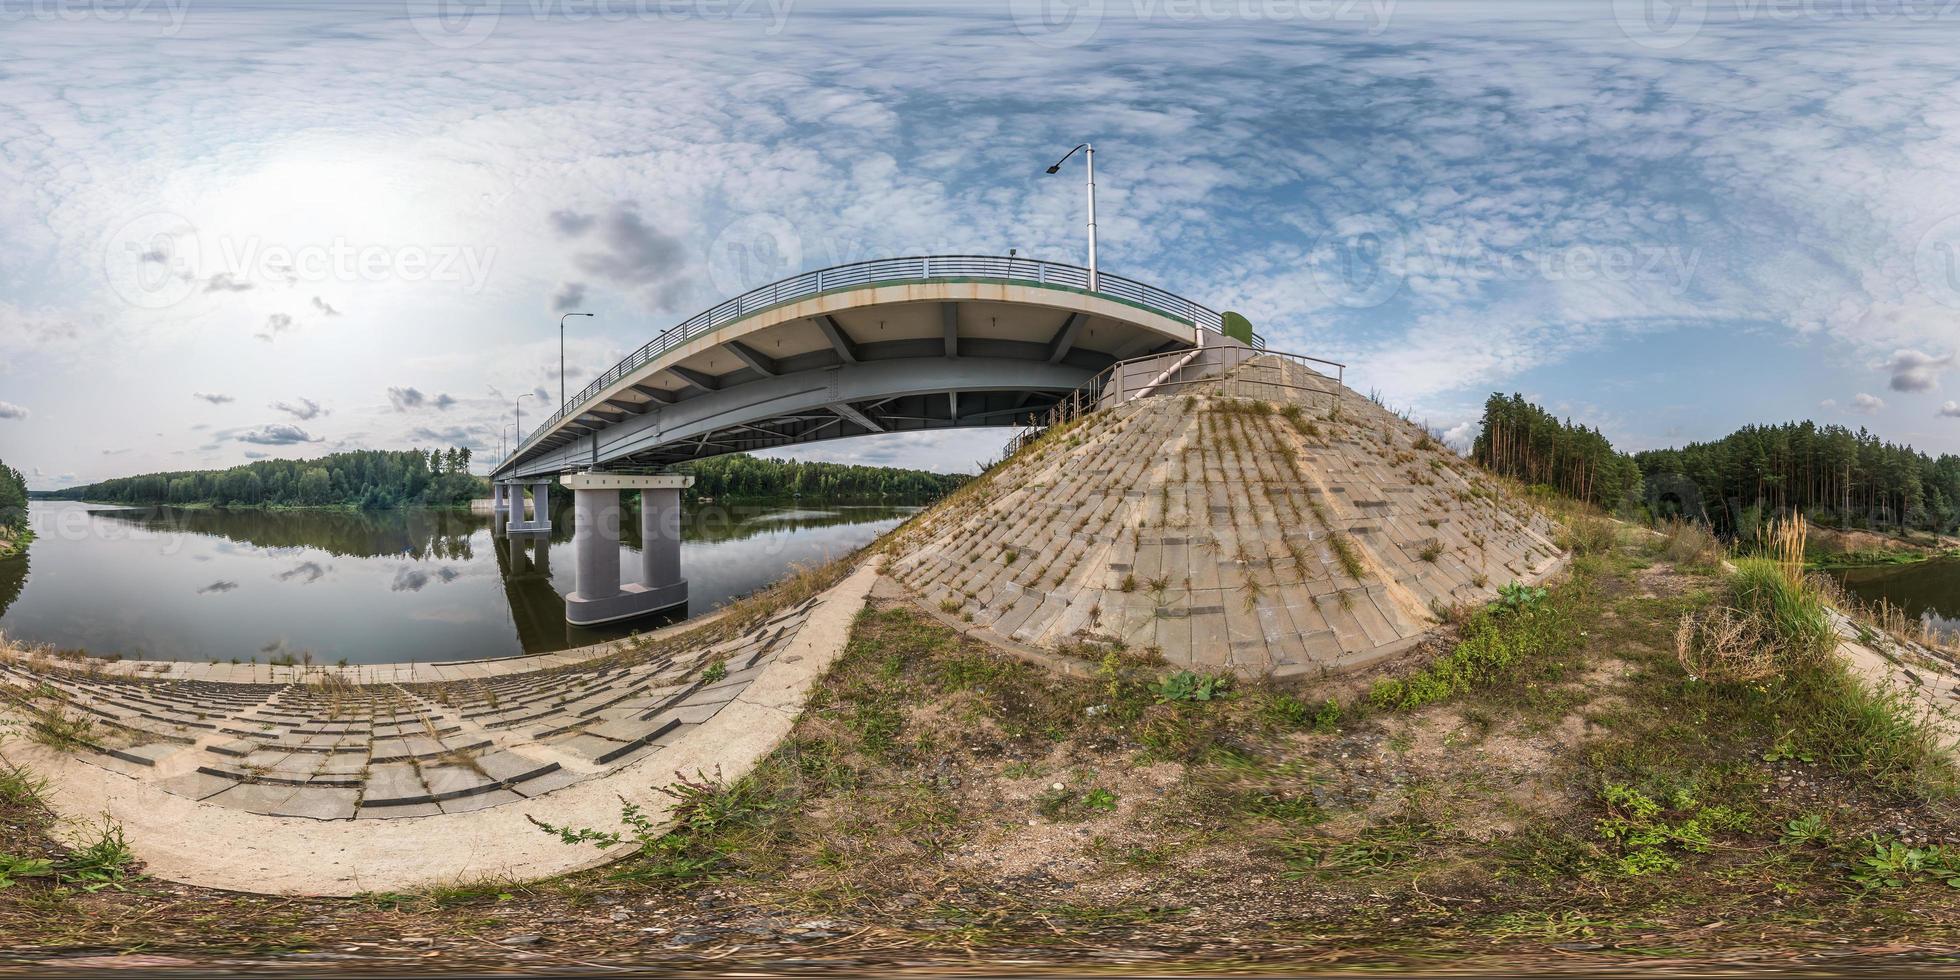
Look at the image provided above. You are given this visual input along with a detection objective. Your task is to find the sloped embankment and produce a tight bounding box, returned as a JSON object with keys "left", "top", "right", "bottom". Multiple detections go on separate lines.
{"left": 885, "top": 357, "right": 1565, "bottom": 675}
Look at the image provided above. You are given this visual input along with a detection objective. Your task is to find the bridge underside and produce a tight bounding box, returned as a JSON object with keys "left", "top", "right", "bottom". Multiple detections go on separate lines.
{"left": 496, "top": 285, "right": 1200, "bottom": 479}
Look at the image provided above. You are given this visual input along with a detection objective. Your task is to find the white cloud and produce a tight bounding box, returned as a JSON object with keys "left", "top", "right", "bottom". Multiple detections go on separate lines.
{"left": 1853, "top": 393, "right": 1886, "bottom": 414}
{"left": 1940, "top": 401, "right": 1960, "bottom": 419}
{"left": 1882, "top": 349, "right": 1954, "bottom": 392}
{"left": 0, "top": 400, "right": 26, "bottom": 420}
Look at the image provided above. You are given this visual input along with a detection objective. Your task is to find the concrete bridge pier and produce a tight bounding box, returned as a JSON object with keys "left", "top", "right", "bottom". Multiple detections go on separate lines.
{"left": 505, "top": 481, "right": 554, "bottom": 534}
{"left": 562, "top": 473, "right": 693, "bottom": 627}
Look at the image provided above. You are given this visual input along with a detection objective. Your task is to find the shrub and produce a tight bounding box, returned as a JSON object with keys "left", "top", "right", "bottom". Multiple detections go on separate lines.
{"left": 1560, "top": 514, "right": 1618, "bottom": 556}
{"left": 1657, "top": 518, "right": 1723, "bottom": 567}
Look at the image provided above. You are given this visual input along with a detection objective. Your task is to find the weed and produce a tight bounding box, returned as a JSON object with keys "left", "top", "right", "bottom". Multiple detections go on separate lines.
{"left": 1371, "top": 578, "right": 1581, "bottom": 711}
{"left": 1150, "top": 670, "right": 1231, "bottom": 703}
{"left": 701, "top": 656, "right": 729, "bottom": 684}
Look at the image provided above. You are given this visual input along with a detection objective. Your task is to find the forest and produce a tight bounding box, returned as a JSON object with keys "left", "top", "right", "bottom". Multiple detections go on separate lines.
{"left": 1471, "top": 393, "right": 1960, "bottom": 534}
{"left": 47, "top": 448, "right": 486, "bottom": 510}
{"left": 1470, "top": 393, "right": 1645, "bottom": 512}
{"left": 1635, "top": 422, "right": 1960, "bottom": 534}
{"left": 684, "top": 454, "right": 966, "bottom": 503}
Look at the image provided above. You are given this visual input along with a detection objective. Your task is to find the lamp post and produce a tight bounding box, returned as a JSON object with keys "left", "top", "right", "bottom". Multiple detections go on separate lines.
{"left": 1045, "top": 142, "right": 1096, "bottom": 291}
{"left": 559, "top": 312, "right": 594, "bottom": 410}
{"left": 515, "top": 392, "right": 532, "bottom": 447}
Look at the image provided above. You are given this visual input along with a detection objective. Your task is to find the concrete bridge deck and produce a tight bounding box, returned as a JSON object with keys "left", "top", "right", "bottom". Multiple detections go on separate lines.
{"left": 491, "top": 255, "right": 1256, "bottom": 479}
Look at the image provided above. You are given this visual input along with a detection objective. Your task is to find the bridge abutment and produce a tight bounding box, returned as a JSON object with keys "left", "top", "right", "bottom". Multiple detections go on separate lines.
{"left": 562, "top": 473, "right": 692, "bottom": 627}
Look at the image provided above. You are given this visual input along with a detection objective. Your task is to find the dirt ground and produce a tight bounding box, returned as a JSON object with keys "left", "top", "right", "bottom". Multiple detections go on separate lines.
{"left": 7, "top": 534, "right": 1960, "bottom": 976}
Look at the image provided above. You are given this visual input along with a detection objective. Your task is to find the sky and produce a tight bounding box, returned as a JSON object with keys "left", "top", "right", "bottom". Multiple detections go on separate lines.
{"left": 2, "top": 0, "right": 1959, "bottom": 490}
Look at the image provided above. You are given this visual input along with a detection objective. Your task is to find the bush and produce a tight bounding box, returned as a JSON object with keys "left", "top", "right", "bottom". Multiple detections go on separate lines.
{"left": 1657, "top": 519, "right": 1723, "bottom": 567}
{"left": 1560, "top": 514, "right": 1619, "bottom": 556}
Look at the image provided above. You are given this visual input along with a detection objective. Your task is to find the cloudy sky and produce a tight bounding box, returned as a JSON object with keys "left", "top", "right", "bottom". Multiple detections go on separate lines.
{"left": 3, "top": 0, "right": 1960, "bottom": 489}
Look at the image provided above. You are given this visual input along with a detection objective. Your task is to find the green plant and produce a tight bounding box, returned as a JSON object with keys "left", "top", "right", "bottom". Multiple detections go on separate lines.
{"left": 0, "top": 854, "right": 54, "bottom": 889}
{"left": 1778, "top": 813, "right": 1830, "bottom": 847}
{"left": 1495, "top": 582, "right": 1547, "bottom": 613}
{"left": 1150, "top": 670, "right": 1230, "bottom": 703}
{"left": 1084, "top": 788, "right": 1119, "bottom": 812}
{"left": 57, "top": 820, "right": 138, "bottom": 892}
{"left": 1849, "top": 838, "right": 1960, "bottom": 890}
{"left": 530, "top": 769, "right": 766, "bottom": 882}
{"left": 701, "top": 656, "right": 729, "bottom": 684}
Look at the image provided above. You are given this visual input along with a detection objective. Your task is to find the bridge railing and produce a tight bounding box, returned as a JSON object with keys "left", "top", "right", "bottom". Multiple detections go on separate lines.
{"left": 498, "top": 254, "right": 1261, "bottom": 473}
{"left": 995, "top": 346, "right": 1348, "bottom": 460}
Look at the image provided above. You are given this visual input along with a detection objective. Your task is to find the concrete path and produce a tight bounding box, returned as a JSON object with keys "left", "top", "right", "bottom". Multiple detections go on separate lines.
{"left": 0, "top": 562, "right": 880, "bottom": 896}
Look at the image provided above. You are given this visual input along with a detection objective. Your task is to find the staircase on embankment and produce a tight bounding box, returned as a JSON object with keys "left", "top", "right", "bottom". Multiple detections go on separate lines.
{"left": 884, "top": 351, "right": 1567, "bottom": 677}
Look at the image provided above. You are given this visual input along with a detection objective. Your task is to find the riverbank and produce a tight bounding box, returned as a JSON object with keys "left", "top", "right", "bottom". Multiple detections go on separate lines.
{"left": 1808, "top": 525, "right": 1960, "bottom": 569}
{"left": 4, "top": 528, "right": 1960, "bottom": 971}
{"left": 0, "top": 527, "right": 28, "bottom": 561}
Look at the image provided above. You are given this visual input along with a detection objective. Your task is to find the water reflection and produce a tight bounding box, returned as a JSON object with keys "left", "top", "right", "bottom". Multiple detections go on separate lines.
{"left": 0, "top": 500, "right": 911, "bottom": 663}
{"left": 1828, "top": 558, "right": 1960, "bottom": 641}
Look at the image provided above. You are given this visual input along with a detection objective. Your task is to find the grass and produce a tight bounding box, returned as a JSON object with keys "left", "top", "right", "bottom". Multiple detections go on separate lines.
{"left": 1369, "top": 570, "right": 1588, "bottom": 711}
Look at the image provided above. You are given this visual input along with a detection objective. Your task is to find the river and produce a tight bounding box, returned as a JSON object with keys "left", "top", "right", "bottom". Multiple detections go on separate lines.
{"left": 1826, "top": 557, "right": 1960, "bottom": 642}
{"left": 0, "top": 499, "right": 911, "bottom": 664}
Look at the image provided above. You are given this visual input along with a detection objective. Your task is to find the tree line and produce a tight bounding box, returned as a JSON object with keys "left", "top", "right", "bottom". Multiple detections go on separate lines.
{"left": 47, "top": 448, "right": 487, "bottom": 510}
{"left": 1471, "top": 393, "right": 1960, "bottom": 535}
{"left": 684, "top": 454, "right": 966, "bottom": 503}
{"left": 0, "top": 457, "right": 25, "bottom": 530}
{"left": 1635, "top": 422, "right": 1960, "bottom": 534}
{"left": 1471, "top": 393, "right": 1645, "bottom": 511}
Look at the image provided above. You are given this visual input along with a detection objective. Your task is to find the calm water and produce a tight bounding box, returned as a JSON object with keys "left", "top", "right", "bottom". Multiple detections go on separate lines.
{"left": 0, "top": 499, "right": 910, "bottom": 664}
{"left": 1828, "top": 557, "right": 1960, "bottom": 641}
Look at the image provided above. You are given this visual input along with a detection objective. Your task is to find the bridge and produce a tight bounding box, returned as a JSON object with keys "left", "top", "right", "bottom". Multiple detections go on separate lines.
{"left": 487, "top": 254, "right": 1258, "bottom": 627}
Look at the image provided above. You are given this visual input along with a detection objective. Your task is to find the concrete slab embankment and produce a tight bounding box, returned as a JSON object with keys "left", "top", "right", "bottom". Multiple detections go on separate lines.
{"left": 0, "top": 562, "right": 880, "bottom": 896}
{"left": 883, "top": 354, "right": 1568, "bottom": 676}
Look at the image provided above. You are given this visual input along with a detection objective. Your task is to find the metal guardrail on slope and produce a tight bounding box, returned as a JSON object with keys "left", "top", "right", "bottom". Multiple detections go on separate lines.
{"left": 496, "top": 255, "right": 1264, "bottom": 473}
{"left": 995, "top": 346, "right": 1349, "bottom": 460}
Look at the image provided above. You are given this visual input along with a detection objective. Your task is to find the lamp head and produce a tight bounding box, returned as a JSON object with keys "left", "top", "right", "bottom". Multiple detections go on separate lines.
{"left": 1044, "top": 164, "right": 1061, "bottom": 174}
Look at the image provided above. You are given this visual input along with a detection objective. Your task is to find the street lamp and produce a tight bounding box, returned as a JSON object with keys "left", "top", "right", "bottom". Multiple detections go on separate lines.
{"left": 559, "top": 312, "right": 594, "bottom": 409}
{"left": 1045, "top": 142, "right": 1096, "bottom": 291}
{"left": 501, "top": 423, "right": 516, "bottom": 459}
{"left": 515, "top": 392, "right": 532, "bottom": 447}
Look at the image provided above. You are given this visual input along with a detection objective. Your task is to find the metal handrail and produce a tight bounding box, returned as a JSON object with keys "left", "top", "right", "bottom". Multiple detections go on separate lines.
{"left": 496, "top": 254, "right": 1263, "bottom": 473}
{"left": 996, "top": 346, "right": 1349, "bottom": 459}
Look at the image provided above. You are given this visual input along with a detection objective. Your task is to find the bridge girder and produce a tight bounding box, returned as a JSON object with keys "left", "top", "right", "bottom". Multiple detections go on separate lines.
{"left": 494, "top": 275, "right": 1207, "bottom": 478}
